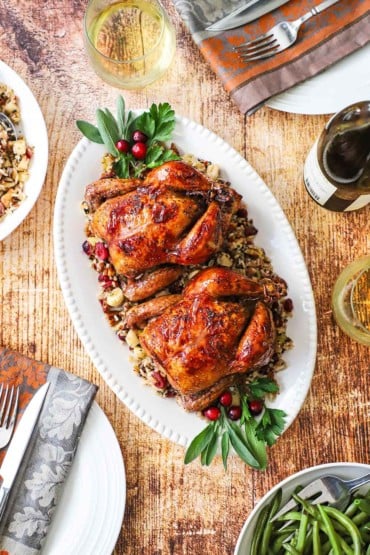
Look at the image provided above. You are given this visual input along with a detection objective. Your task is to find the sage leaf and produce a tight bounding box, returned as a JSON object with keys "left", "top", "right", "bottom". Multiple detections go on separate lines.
{"left": 225, "top": 420, "right": 261, "bottom": 469}
{"left": 203, "top": 430, "right": 218, "bottom": 466}
{"left": 76, "top": 120, "right": 104, "bottom": 144}
{"left": 96, "top": 109, "right": 119, "bottom": 156}
{"left": 103, "top": 108, "right": 120, "bottom": 143}
{"left": 244, "top": 419, "right": 267, "bottom": 470}
{"left": 184, "top": 423, "right": 215, "bottom": 464}
{"left": 116, "top": 96, "right": 126, "bottom": 137}
{"left": 221, "top": 432, "right": 229, "bottom": 470}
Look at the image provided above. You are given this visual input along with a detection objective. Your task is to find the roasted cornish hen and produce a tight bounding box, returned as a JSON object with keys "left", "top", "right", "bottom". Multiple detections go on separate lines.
{"left": 125, "top": 267, "right": 285, "bottom": 412}
{"left": 84, "top": 161, "right": 241, "bottom": 300}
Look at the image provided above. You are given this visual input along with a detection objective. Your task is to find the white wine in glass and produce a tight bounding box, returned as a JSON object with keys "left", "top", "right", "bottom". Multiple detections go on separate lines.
{"left": 84, "top": 0, "right": 176, "bottom": 89}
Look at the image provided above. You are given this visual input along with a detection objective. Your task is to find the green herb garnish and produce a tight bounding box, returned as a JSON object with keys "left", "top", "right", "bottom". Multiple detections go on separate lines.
{"left": 76, "top": 96, "right": 180, "bottom": 178}
{"left": 184, "top": 378, "right": 287, "bottom": 470}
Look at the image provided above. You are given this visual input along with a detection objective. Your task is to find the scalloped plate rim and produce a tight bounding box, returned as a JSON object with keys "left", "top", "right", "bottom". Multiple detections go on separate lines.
{"left": 53, "top": 114, "right": 317, "bottom": 448}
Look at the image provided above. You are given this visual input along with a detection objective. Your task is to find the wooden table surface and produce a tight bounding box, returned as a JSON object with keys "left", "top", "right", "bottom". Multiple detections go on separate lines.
{"left": 0, "top": 1, "right": 369, "bottom": 554}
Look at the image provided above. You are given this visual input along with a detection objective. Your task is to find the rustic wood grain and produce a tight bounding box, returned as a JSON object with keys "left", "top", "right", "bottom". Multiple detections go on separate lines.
{"left": 0, "top": 1, "right": 369, "bottom": 554}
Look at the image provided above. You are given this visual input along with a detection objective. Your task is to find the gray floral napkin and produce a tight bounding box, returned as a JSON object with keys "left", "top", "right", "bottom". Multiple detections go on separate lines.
{"left": 0, "top": 352, "right": 98, "bottom": 554}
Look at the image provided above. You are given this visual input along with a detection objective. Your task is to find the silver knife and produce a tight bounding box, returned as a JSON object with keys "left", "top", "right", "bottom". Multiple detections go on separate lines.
{"left": 206, "top": 0, "right": 291, "bottom": 32}
{"left": 0, "top": 382, "right": 50, "bottom": 521}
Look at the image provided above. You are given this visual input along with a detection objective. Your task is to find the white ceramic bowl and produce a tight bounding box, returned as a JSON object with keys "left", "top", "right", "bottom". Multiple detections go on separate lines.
{"left": 234, "top": 462, "right": 370, "bottom": 554}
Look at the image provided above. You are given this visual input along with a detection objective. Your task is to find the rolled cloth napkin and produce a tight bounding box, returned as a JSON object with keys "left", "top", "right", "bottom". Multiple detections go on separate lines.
{"left": 0, "top": 347, "right": 98, "bottom": 554}
{"left": 173, "top": 0, "right": 370, "bottom": 114}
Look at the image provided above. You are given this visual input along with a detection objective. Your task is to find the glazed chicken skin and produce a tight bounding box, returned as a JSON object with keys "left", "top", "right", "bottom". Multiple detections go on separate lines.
{"left": 85, "top": 161, "right": 241, "bottom": 300}
{"left": 127, "top": 267, "right": 282, "bottom": 411}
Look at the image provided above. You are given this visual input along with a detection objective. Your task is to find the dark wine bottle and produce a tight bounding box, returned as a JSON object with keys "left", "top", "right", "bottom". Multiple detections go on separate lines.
{"left": 303, "top": 101, "right": 370, "bottom": 212}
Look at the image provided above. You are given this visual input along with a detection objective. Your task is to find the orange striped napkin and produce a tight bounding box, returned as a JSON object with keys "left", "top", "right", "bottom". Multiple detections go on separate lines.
{"left": 173, "top": 0, "right": 370, "bottom": 114}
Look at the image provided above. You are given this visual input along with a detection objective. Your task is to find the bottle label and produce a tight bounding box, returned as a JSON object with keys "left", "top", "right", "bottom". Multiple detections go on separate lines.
{"left": 304, "top": 140, "right": 370, "bottom": 212}
{"left": 304, "top": 140, "right": 337, "bottom": 204}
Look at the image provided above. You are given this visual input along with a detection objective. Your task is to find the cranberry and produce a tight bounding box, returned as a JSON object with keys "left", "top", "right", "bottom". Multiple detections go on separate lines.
{"left": 115, "top": 139, "right": 130, "bottom": 153}
{"left": 131, "top": 142, "right": 147, "bottom": 160}
{"left": 95, "top": 242, "right": 109, "bottom": 261}
{"left": 203, "top": 406, "right": 221, "bottom": 421}
{"left": 219, "top": 391, "right": 233, "bottom": 407}
{"left": 236, "top": 208, "right": 248, "bottom": 219}
{"left": 82, "top": 240, "right": 94, "bottom": 257}
{"left": 132, "top": 130, "right": 148, "bottom": 143}
{"left": 101, "top": 279, "right": 114, "bottom": 290}
{"left": 152, "top": 371, "right": 168, "bottom": 389}
{"left": 248, "top": 399, "right": 264, "bottom": 416}
{"left": 228, "top": 405, "right": 242, "bottom": 421}
{"left": 283, "top": 298, "right": 294, "bottom": 313}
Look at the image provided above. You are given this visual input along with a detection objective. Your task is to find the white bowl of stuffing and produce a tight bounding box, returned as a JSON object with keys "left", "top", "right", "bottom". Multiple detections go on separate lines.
{"left": 0, "top": 60, "right": 48, "bottom": 240}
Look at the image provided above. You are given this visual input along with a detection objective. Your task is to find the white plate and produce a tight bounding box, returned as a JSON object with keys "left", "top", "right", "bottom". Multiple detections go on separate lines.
{"left": 0, "top": 61, "right": 48, "bottom": 241}
{"left": 53, "top": 115, "right": 317, "bottom": 447}
{"left": 42, "top": 402, "right": 126, "bottom": 555}
{"left": 267, "top": 44, "right": 370, "bottom": 115}
{"left": 234, "top": 462, "right": 370, "bottom": 554}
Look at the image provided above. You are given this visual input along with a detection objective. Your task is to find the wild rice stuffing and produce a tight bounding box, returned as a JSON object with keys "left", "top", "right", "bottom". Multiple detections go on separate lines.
{"left": 0, "top": 83, "right": 33, "bottom": 220}
{"left": 82, "top": 154, "right": 294, "bottom": 408}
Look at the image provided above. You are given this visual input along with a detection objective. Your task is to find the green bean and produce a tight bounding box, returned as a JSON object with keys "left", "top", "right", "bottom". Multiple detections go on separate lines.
{"left": 261, "top": 489, "right": 283, "bottom": 555}
{"left": 250, "top": 487, "right": 370, "bottom": 553}
{"left": 296, "top": 512, "right": 309, "bottom": 552}
{"left": 312, "top": 520, "right": 322, "bottom": 555}
{"left": 359, "top": 523, "right": 370, "bottom": 543}
{"left": 337, "top": 537, "right": 355, "bottom": 555}
{"left": 250, "top": 504, "right": 270, "bottom": 555}
{"left": 323, "top": 506, "right": 363, "bottom": 555}
{"left": 282, "top": 545, "right": 300, "bottom": 554}
{"left": 272, "top": 532, "right": 293, "bottom": 553}
{"left": 278, "top": 511, "right": 309, "bottom": 522}
{"left": 275, "top": 526, "right": 300, "bottom": 535}
{"left": 317, "top": 505, "right": 342, "bottom": 555}
{"left": 321, "top": 540, "right": 332, "bottom": 555}
{"left": 345, "top": 501, "right": 359, "bottom": 518}
{"left": 353, "top": 511, "right": 369, "bottom": 526}
{"left": 354, "top": 498, "right": 370, "bottom": 515}
{"left": 292, "top": 493, "right": 319, "bottom": 519}
{"left": 302, "top": 527, "right": 313, "bottom": 555}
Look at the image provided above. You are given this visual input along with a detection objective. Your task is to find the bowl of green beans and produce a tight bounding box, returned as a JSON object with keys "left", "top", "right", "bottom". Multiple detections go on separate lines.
{"left": 234, "top": 462, "right": 370, "bottom": 555}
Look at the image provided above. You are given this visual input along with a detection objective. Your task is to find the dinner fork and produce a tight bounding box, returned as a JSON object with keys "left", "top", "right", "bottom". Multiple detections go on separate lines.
{"left": 271, "top": 472, "right": 370, "bottom": 522}
{"left": 0, "top": 384, "right": 20, "bottom": 449}
{"left": 234, "top": 0, "right": 340, "bottom": 61}
{"left": 0, "top": 112, "right": 17, "bottom": 140}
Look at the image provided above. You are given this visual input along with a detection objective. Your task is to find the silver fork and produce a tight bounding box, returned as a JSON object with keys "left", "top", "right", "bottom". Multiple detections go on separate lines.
{"left": 234, "top": 0, "right": 340, "bottom": 61}
{"left": 0, "top": 384, "right": 20, "bottom": 449}
{"left": 0, "top": 112, "right": 17, "bottom": 140}
{"left": 271, "top": 472, "right": 370, "bottom": 522}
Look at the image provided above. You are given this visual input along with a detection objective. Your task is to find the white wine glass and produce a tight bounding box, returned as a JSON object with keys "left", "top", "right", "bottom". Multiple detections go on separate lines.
{"left": 84, "top": 0, "right": 176, "bottom": 89}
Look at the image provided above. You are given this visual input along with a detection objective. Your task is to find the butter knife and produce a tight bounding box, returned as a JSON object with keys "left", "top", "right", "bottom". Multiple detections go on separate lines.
{"left": 206, "top": 0, "right": 291, "bottom": 31}
{"left": 0, "top": 382, "right": 50, "bottom": 521}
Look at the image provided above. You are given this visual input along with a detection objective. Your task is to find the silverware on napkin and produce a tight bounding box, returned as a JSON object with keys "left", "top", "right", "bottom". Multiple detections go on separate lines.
{"left": 206, "top": 0, "right": 291, "bottom": 31}
{"left": 0, "top": 382, "right": 49, "bottom": 521}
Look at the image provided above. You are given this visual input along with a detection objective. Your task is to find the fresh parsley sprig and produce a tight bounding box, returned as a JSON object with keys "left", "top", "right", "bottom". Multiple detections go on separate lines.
{"left": 76, "top": 96, "right": 180, "bottom": 178}
{"left": 184, "top": 378, "right": 287, "bottom": 470}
